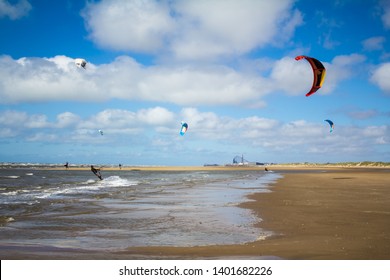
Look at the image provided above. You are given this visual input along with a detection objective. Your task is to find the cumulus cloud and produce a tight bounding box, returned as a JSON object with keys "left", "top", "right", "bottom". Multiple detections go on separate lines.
{"left": 0, "top": 55, "right": 101, "bottom": 103}
{"left": 269, "top": 56, "right": 312, "bottom": 95}
{"left": 371, "top": 62, "right": 390, "bottom": 93}
{"left": 1, "top": 53, "right": 365, "bottom": 105}
{"left": 137, "top": 107, "right": 175, "bottom": 126}
{"left": 0, "top": 110, "right": 50, "bottom": 138}
{"left": 323, "top": 54, "right": 366, "bottom": 93}
{"left": 267, "top": 54, "right": 366, "bottom": 96}
{"left": 0, "top": 110, "right": 28, "bottom": 126}
{"left": 82, "top": 0, "right": 175, "bottom": 52}
{"left": 1, "top": 107, "right": 388, "bottom": 162}
{"left": 170, "top": 0, "right": 302, "bottom": 60}
{"left": 0, "top": 55, "right": 268, "bottom": 106}
{"left": 82, "top": 0, "right": 301, "bottom": 60}
{"left": 0, "top": 0, "right": 31, "bottom": 20}
{"left": 56, "top": 112, "right": 81, "bottom": 128}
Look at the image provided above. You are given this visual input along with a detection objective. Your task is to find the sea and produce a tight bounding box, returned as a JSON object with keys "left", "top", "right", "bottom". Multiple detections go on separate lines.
{"left": 0, "top": 165, "right": 281, "bottom": 255}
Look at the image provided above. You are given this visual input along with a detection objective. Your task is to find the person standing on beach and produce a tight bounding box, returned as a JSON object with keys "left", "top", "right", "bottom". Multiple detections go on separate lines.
{"left": 64, "top": 162, "right": 69, "bottom": 169}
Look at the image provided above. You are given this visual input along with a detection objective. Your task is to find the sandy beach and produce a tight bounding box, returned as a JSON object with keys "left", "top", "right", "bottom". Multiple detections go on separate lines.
{"left": 1, "top": 166, "right": 389, "bottom": 260}
{"left": 103, "top": 167, "right": 388, "bottom": 260}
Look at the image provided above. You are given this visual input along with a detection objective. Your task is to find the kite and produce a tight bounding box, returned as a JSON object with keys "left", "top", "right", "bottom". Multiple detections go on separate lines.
{"left": 295, "top": 55, "right": 326, "bottom": 97}
{"left": 324, "top": 119, "right": 334, "bottom": 133}
{"left": 75, "top": 58, "right": 87, "bottom": 69}
{"left": 98, "top": 130, "right": 104, "bottom": 135}
{"left": 180, "top": 121, "right": 188, "bottom": 136}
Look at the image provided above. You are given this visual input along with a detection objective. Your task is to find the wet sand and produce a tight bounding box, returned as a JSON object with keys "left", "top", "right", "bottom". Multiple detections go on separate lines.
{"left": 115, "top": 167, "right": 390, "bottom": 260}
{"left": 2, "top": 167, "right": 390, "bottom": 259}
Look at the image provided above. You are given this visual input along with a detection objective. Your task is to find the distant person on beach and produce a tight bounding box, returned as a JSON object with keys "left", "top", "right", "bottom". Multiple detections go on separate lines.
{"left": 91, "top": 165, "right": 103, "bottom": 180}
{"left": 119, "top": 164, "right": 122, "bottom": 169}
{"left": 64, "top": 162, "right": 69, "bottom": 169}
{"left": 265, "top": 167, "right": 269, "bottom": 172}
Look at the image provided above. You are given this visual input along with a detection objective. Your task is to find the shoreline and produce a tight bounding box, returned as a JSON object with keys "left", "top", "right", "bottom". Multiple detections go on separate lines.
{"left": 1, "top": 167, "right": 390, "bottom": 259}
{"left": 111, "top": 168, "right": 390, "bottom": 260}
{"left": 30, "top": 164, "right": 390, "bottom": 172}
{"left": 1, "top": 160, "right": 389, "bottom": 172}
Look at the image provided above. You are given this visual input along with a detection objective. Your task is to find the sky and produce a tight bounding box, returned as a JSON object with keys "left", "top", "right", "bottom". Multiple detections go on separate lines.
{"left": 0, "top": 0, "right": 389, "bottom": 166}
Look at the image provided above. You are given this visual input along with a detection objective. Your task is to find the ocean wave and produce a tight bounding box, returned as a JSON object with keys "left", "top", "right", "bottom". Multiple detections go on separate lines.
{"left": 1, "top": 191, "right": 19, "bottom": 196}
{"left": 0, "top": 175, "right": 20, "bottom": 179}
{"left": 99, "top": 176, "right": 139, "bottom": 187}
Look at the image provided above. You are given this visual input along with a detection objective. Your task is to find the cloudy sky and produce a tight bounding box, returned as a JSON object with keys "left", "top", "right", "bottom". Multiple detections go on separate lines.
{"left": 0, "top": 0, "right": 389, "bottom": 165}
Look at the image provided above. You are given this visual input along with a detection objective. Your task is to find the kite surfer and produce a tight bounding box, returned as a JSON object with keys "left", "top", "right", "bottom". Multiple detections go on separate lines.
{"left": 91, "top": 165, "right": 103, "bottom": 180}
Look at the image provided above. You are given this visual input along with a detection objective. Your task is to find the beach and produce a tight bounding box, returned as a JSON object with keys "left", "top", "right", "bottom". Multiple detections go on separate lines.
{"left": 1, "top": 166, "right": 389, "bottom": 259}
{"left": 108, "top": 167, "right": 389, "bottom": 260}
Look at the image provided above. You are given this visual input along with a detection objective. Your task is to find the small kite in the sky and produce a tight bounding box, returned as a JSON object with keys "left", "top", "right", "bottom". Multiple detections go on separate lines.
{"left": 295, "top": 55, "right": 326, "bottom": 97}
{"left": 98, "top": 130, "right": 104, "bottom": 135}
{"left": 324, "top": 119, "right": 334, "bottom": 133}
{"left": 180, "top": 121, "right": 188, "bottom": 136}
{"left": 75, "top": 58, "right": 87, "bottom": 69}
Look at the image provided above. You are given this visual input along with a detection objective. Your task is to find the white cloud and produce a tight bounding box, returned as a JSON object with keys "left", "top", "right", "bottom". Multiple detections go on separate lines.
{"left": 170, "top": 0, "right": 302, "bottom": 60}
{"left": 0, "top": 0, "right": 31, "bottom": 20}
{"left": 25, "top": 114, "right": 49, "bottom": 128}
{"left": 82, "top": 0, "right": 301, "bottom": 60}
{"left": 0, "top": 55, "right": 268, "bottom": 106}
{"left": 0, "top": 110, "right": 28, "bottom": 126}
{"left": 1, "top": 108, "right": 389, "bottom": 163}
{"left": 362, "top": 125, "right": 387, "bottom": 137}
{"left": 371, "top": 62, "right": 390, "bottom": 93}
{"left": 55, "top": 112, "right": 81, "bottom": 128}
{"left": 323, "top": 54, "right": 366, "bottom": 93}
{"left": 137, "top": 107, "right": 175, "bottom": 126}
{"left": 138, "top": 64, "right": 266, "bottom": 105}
{"left": 0, "top": 110, "right": 50, "bottom": 137}
{"left": 80, "top": 109, "right": 137, "bottom": 130}
{"left": 362, "top": 36, "right": 386, "bottom": 51}
{"left": 82, "top": 0, "right": 175, "bottom": 52}
{"left": 0, "top": 55, "right": 101, "bottom": 103}
{"left": 267, "top": 54, "right": 366, "bottom": 96}
{"left": 381, "top": 0, "right": 390, "bottom": 29}
{"left": 0, "top": 53, "right": 365, "bottom": 106}
{"left": 270, "top": 56, "right": 312, "bottom": 95}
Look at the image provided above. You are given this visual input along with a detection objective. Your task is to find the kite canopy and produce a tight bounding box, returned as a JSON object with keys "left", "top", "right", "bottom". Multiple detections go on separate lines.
{"left": 75, "top": 58, "right": 87, "bottom": 69}
{"left": 324, "top": 119, "right": 334, "bottom": 132}
{"left": 295, "top": 55, "right": 326, "bottom": 97}
{"left": 98, "top": 130, "right": 103, "bottom": 135}
{"left": 180, "top": 121, "right": 188, "bottom": 136}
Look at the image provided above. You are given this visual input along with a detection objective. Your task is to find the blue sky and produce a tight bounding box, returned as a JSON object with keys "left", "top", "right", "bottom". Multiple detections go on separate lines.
{"left": 0, "top": 0, "right": 389, "bottom": 165}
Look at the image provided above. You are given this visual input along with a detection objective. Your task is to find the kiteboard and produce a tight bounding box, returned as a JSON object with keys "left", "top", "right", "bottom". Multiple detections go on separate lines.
{"left": 94, "top": 172, "right": 103, "bottom": 180}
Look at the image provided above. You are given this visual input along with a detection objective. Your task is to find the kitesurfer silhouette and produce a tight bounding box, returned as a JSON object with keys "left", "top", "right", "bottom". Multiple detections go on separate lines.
{"left": 91, "top": 165, "right": 103, "bottom": 180}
